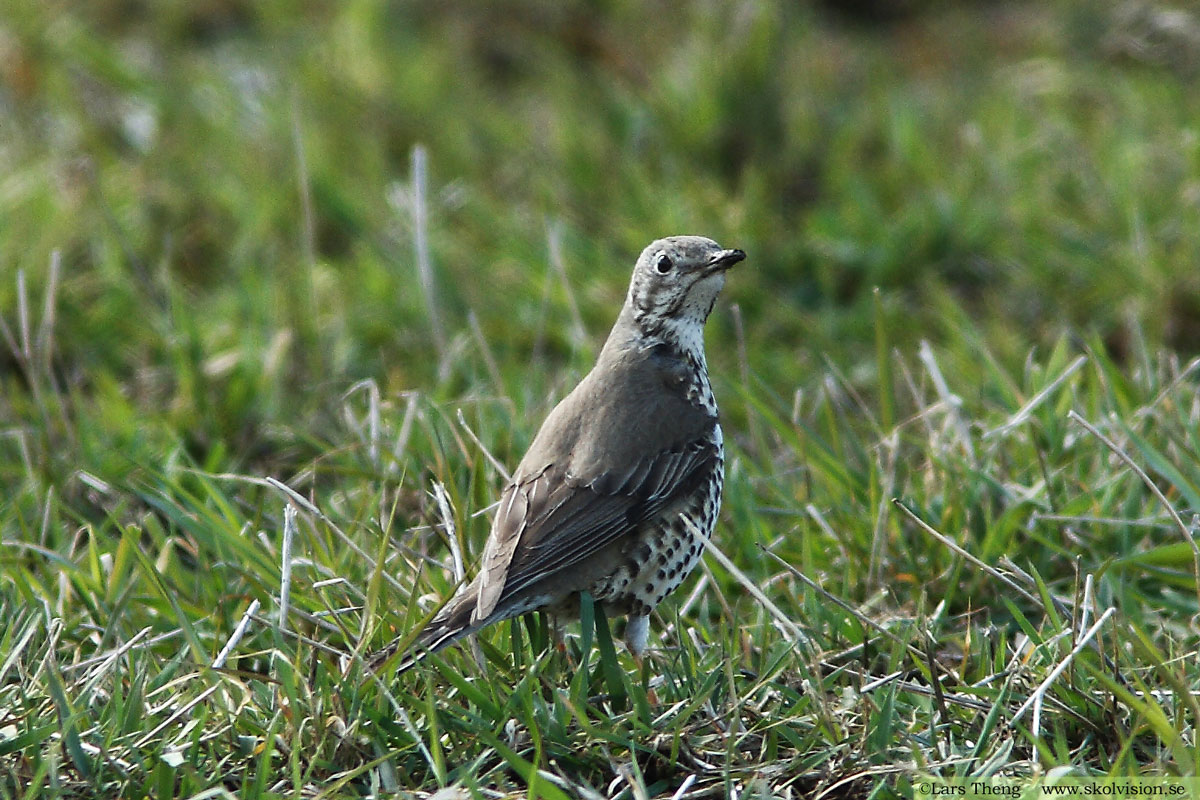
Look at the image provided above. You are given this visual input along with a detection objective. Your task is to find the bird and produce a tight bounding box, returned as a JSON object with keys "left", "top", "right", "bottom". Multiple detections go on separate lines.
{"left": 371, "top": 235, "right": 744, "bottom": 671}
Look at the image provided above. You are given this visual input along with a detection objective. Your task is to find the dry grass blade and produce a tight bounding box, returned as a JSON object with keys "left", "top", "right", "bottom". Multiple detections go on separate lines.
{"left": 984, "top": 354, "right": 1087, "bottom": 438}
{"left": 456, "top": 407, "right": 512, "bottom": 484}
{"left": 892, "top": 498, "right": 1045, "bottom": 611}
{"left": 342, "top": 379, "right": 382, "bottom": 467}
{"left": 267, "top": 477, "right": 408, "bottom": 594}
{"left": 547, "top": 218, "right": 587, "bottom": 352}
{"left": 1010, "top": 607, "right": 1116, "bottom": 734}
{"left": 1067, "top": 410, "right": 1200, "bottom": 610}
{"left": 410, "top": 143, "right": 448, "bottom": 377}
{"left": 214, "top": 599, "right": 260, "bottom": 669}
{"left": 696, "top": 524, "right": 808, "bottom": 649}
{"left": 279, "top": 504, "right": 297, "bottom": 631}
{"left": 918, "top": 340, "right": 975, "bottom": 464}
{"left": 133, "top": 683, "right": 222, "bottom": 749}
{"left": 759, "top": 544, "right": 915, "bottom": 654}
{"left": 857, "top": 669, "right": 991, "bottom": 711}
{"left": 431, "top": 481, "right": 464, "bottom": 583}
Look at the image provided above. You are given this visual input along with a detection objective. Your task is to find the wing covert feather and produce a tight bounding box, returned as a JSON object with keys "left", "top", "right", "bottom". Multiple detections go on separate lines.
{"left": 472, "top": 439, "right": 717, "bottom": 620}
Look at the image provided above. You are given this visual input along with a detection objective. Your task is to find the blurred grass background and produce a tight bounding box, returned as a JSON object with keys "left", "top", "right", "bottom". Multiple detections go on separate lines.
{"left": 4, "top": 0, "right": 1200, "bottom": 796}
{"left": 4, "top": 0, "right": 1198, "bottom": 481}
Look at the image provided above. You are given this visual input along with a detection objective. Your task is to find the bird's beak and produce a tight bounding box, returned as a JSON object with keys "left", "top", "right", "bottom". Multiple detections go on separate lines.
{"left": 707, "top": 248, "right": 746, "bottom": 272}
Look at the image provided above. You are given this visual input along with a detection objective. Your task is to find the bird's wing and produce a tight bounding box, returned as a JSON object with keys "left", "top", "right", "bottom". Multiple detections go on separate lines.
{"left": 471, "top": 437, "right": 717, "bottom": 623}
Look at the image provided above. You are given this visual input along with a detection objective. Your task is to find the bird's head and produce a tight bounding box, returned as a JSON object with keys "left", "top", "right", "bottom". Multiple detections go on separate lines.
{"left": 626, "top": 236, "right": 745, "bottom": 330}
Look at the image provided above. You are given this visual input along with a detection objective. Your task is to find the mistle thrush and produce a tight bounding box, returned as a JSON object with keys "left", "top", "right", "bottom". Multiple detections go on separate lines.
{"left": 373, "top": 236, "right": 744, "bottom": 670}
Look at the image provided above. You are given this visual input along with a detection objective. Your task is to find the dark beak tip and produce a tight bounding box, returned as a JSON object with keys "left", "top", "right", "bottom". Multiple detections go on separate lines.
{"left": 718, "top": 248, "right": 747, "bottom": 267}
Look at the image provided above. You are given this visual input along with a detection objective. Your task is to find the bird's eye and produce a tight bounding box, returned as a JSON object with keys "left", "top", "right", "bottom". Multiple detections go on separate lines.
{"left": 655, "top": 254, "right": 673, "bottom": 274}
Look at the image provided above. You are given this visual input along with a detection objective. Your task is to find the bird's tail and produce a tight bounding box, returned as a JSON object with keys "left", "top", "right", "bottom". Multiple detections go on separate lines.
{"left": 367, "top": 591, "right": 482, "bottom": 673}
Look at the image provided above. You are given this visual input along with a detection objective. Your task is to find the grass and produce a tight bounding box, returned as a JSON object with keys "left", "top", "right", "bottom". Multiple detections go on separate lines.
{"left": 3, "top": 0, "right": 1200, "bottom": 797}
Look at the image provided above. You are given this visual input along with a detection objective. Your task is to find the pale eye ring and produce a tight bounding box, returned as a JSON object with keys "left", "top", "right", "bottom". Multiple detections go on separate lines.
{"left": 655, "top": 254, "right": 673, "bottom": 274}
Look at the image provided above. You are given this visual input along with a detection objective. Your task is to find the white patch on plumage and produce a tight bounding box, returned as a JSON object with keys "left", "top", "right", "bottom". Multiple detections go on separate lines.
{"left": 656, "top": 314, "right": 708, "bottom": 365}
